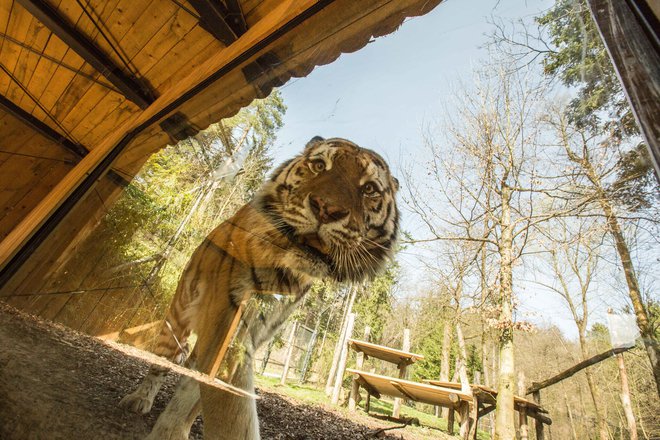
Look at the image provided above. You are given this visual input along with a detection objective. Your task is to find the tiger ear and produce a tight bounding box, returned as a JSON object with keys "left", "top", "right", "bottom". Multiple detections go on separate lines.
{"left": 305, "top": 136, "right": 325, "bottom": 151}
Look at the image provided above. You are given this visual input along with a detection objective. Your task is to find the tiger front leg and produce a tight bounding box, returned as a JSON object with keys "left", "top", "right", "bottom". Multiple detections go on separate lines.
{"left": 120, "top": 314, "right": 191, "bottom": 414}
{"left": 145, "top": 375, "right": 201, "bottom": 440}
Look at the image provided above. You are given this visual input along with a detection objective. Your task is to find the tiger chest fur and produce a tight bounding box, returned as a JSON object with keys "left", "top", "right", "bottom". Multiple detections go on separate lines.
{"left": 121, "top": 137, "right": 400, "bottom": 440}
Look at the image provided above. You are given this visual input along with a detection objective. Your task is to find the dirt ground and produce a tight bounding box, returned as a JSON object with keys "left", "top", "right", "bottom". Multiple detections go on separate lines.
{"left": 0, "top": 303, "right": 407, "bottom": 439}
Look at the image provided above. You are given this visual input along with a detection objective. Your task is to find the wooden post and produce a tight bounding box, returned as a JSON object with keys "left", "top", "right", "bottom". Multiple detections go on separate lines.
{"left": 349, "top": 325, "right": 370, "bottom": 411}
{"left": 392, "top": 328, "right": 410, "bottom": 418}
{"left": 616, "top": 353, "right": 638, "bottom": 440}
{"left": 447, "top": 406, "right": 455, "bottom": 435}
{"left": 469, "top": 396, "right": 479, "bottom": 440}
{"left": 518, "top": 372, "right": 528, "bottom": 440}
{"left": 365, "top": 391, "right": 371, "bottom": 413}
{"left": 331, "top": 313, "right": 355, "bottom": 405}
{"left": 458, "top": 401, "right": 470, "bottom": 439}
{"left": 532, "top": 391, "right": 544, "bottom": 440}
{"left": 280, "top": 321, "right": 298, "bottom": 385}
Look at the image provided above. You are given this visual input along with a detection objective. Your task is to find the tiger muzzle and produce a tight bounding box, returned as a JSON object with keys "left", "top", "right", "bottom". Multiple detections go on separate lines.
{"left": 309, "top": 195, "right": 349, "bottom": 224}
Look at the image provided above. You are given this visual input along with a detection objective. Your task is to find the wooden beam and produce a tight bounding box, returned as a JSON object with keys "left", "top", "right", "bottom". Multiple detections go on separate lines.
{"left": 477, "top": 404, "right": 496, "bottom": 418}
{"left": 586, "top": 0, "right": 660, "bottom": 179}
{"left": 391, "top": 381, "right": 416, "bottom": 401}
{"left": 188, "top": 0, "right": 247, "bottom": 45}
{"left": 0, "top": 0, "right": 335, "bottom": 288}
{"left": 0, "top": 94, "right": 129, "bottom": 187}
{"left": 16, "top": 0, "right": 156, "bottom": 109}
{"left": 526, "top": 346, "right": 632, "bottom": 394}
{"left": 0, "top": 94, "right": 87, "bottom": 158}
{"left": 356, "top": 376, "right": 381, "bottom": 399}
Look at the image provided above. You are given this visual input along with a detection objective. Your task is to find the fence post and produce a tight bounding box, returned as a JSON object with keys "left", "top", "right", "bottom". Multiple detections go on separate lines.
{"left": 331, "top": 313, "right": 355, "bottom": 405}
{"left": 280, "top": 321, "right": 298, "bottom": 385}
{"left": 348, "top": 325, "right": 371, "bottom": 411}
{"left": 532, "top": 391, "right": 544, "bottom": 440}
{"left": 392, "top": 328, "right": 410, "bottom": 418}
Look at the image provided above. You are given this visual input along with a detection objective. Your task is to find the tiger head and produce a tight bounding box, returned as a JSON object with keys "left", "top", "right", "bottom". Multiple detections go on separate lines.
{"left": 258, "top": 136, "right": 400, "bottom": 282}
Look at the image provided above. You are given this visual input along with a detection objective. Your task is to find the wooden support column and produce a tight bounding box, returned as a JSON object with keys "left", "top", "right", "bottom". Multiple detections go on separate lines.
{"left": 0, "top": 0, "right": 334, "bottom": 289}
{"left": 331, "top": 313, "right": 355, "bottom": 405}
{"left": 586, "top": 0, "right": 660, "bottom": 179}
{"left": 280, "top": 321, "right": 298, "bottom": 385}
{"left": 518, "top": 372, "right": 528, "bottom": 440}
{"left": 349, "top": 326, "right": 370, "bottom": 411}
{"left": 392, "top": 328, "right": 410, "bottom": 418}
{"left": 458, "top": 401, "right": 470, "bottom": 440}
{"left": 447, "top": 406, "right": 455, "bottom": 435}
{"left": 532, "top": 391, "right": 544, "bottom": 440}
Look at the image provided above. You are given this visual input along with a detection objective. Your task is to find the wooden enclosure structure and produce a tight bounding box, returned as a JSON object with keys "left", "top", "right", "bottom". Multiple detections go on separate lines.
{"left": 347, "top": 337, "right": 424, "bottom": 416}
{"left": 344, "top": 339, "right": 551, "bottom": 439}
{"left": 0, "top": 0, "right": 444, "bottom": 336}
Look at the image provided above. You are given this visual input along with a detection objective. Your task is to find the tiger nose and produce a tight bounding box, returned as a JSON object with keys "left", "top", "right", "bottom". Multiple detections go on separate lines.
{"left": 309, "top": 195, "right": 350, "bottom": 224}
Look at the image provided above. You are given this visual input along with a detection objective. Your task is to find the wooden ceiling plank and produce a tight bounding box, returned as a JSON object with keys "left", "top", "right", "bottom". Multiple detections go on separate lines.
{"left": 128, "top": 7, "right": 203, "bottom": 86}
{"left": 0, "top": 3, "right": 34, "bottom": 96}
{"left": 0, "top": 161, "right": 71, "bottom": 231}
{"left": 146, "top": 27, "right": 219, "bottom": 91}
{"left": 5, "top": 16, "right": 51, "bottom": 103}
{"left": 16, "top": 27, "right": 86, "bottom": 114}
{"left": 16, "top": 0, "right": 155, "bottom": 108}
{"left": 115, "top": 0, "right": 176, "bottom": 65}
{"left": 0, "top": 93, "right": 87, "bottom": 157}
{"left": 0, "top": 0, "right": 332, "bottom": 286}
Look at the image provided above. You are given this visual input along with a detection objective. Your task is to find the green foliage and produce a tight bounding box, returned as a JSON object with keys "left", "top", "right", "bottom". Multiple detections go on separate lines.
{"left": 537, "top": 0, "right": 636, "bottom": 138}
{"left": 354, "top": 259, "right": 399, "bottom": 342}
{"left": 412, "top": 323, "right": 445, "bottom": 382}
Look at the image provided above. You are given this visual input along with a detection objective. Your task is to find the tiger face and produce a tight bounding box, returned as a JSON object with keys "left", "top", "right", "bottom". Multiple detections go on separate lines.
{"left": 258, "top": 136, "right": 399, "bottom": 282}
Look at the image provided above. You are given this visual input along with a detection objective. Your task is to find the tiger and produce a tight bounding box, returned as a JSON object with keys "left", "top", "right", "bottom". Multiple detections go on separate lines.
{"left": 119, "top": 136, "right": 400, "bottom": 440}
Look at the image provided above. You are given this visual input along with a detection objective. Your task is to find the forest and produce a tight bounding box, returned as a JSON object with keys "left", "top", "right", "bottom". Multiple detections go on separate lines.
{"left": 39, "top": 0, "right": 658, "bottom": 438}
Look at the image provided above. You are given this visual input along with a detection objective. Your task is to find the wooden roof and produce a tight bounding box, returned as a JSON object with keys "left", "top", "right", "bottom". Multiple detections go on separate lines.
{"left": 347, "top": 369, "right": 473, "bottom": 408}
{"left": 0, "top": 0, "right": 444, "bottom": 287}
{"left": 348, "top": 338, "right": 424, "bottom": 367}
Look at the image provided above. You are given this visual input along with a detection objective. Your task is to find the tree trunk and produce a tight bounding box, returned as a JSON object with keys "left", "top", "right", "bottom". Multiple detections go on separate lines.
{"left": 325, "top": 286, "right": 357, "bottom": 395}
{"left": 439, "top": 319, "right": 452, "bottom": 419}
{"left": 455, "top": 322, "right": 471, "bottom": 394}
{"left": 564, "top": 393, "right": 579, "bottom": 440}
{"left": 579, "top": 333, "right": 609, "bottom": 440}
{"left": 582, "top": 157, "right": 660, "bottom": 397}
{"left": 617, "top": 353, "right": 638, "bottom": 440}
{"left": 495, "top": 184, "right": 515, "bottom": 440}
{"left": 331, "top": 313, "right": 355, "bottom": 405}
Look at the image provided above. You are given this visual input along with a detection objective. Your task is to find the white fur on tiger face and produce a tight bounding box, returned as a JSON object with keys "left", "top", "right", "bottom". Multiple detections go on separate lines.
{"left": 258, "top": 137, "right": 400, "bottom": 282}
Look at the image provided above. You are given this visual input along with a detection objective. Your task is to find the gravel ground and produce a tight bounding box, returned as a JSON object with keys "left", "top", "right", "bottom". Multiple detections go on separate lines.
{"left": 0, "top": 303, "right": 405, "bottom": 439}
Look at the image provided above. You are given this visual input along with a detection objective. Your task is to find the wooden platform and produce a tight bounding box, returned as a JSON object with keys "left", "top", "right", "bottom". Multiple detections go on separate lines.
{"left": 348, "top": 338, "right": 424, "bottom": 367}
{"left": 347, "top": 369, "right": 472, "bottom": 407}
{"left": 424, "top": 379, "right": 545, "bottom": 414}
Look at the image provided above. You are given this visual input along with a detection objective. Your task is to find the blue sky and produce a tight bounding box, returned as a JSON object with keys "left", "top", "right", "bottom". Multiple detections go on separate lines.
{"left": 267, "top": 0, "right": 629, "bottom": 340}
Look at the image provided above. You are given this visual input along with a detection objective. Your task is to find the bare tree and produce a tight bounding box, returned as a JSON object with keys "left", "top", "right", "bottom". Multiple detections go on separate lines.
{"left": 536, "top": 217, "right": 610, "bottom": 440}
{"left": 546, "top": 108, "right": 660, "bottom": 397}
{"left": 405, "top": 65, "right": 564, "bottom": 439}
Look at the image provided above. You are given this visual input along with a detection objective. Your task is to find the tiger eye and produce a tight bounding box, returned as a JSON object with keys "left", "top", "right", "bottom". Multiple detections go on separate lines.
{"left": 310, "top": 160, "right": 326, "bottom": 173}
{"left": 363, "top": 182, "right": 377, "bottom": 195}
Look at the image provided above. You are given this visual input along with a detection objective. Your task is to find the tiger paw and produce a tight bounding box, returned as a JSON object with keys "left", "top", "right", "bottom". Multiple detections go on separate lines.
{"left": 119, "top": 392, "right": 154, "bottom": 414}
